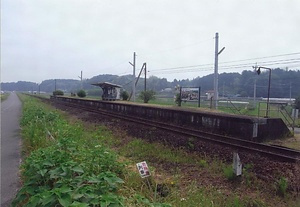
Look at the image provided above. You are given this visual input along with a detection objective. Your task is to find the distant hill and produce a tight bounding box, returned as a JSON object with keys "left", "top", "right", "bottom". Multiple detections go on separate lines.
{"left": 1, "top": 68, "right": 300, "bottom": 98}
{"left": 1, "top": 81, "right": 38, "bottom": 92}
{"left": 1, "top": 79, "right": 81, "bottom": 93}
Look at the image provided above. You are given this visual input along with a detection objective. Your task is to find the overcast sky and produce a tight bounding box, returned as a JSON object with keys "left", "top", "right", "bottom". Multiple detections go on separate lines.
{"left": 1, "top": 0, "right": 300, "bottom": 83}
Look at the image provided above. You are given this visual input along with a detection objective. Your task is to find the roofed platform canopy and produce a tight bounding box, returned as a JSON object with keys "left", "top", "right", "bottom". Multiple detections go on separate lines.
{"left": 91, "top": 82, "right": 122, "bottom": 101}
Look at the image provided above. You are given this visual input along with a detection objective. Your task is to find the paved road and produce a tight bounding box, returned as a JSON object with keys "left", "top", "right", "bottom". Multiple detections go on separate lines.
{"left": 1, "top": 92, "right": 22, "bottom": 207}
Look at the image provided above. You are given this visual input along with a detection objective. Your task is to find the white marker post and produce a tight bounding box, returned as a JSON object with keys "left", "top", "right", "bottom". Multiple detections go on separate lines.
{"left": 233, "top": 153, "right": 242, "bottom": 176}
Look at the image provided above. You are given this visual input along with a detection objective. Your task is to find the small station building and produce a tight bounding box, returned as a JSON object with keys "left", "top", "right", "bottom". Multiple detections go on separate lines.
{"left": 91, "top": 82, "right": 122, "bottom": 101}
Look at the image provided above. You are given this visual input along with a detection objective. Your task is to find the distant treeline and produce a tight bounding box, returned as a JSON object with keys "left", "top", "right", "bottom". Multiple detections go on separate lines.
{"left": 1, "top": 68, "right": 300, "bottom": 98}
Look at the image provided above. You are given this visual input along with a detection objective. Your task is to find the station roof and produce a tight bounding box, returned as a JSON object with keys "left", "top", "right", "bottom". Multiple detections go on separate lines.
{"left": 91, "top": 82, "right": 122, "bottom": 88}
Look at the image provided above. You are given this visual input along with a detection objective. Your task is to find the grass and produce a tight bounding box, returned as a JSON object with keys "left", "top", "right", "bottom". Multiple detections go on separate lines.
{"left": 15, "top": 95, "right": 170, "bottom": 206}
{"left": 146, "top": 97, "right": 300, "bottom": 127}
{"left": 1, "top": 93, "right": 9, "bottom": 101}
{"left": 16, "top": 94, "right": 300, "bottom": 207}
{"left": 223, "top": 165, "right": 236, "bottom": 181}
{"left": 276, "top": 177, "right": 288, "bottom": 197}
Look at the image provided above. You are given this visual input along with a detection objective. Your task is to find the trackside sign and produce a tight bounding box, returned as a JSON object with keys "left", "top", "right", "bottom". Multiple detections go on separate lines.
{"left": 136, "top": 161, "right": 151, "bottom": 178}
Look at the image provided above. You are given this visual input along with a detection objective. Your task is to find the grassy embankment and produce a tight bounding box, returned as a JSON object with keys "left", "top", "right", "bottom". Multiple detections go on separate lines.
{"left": 1, "top": 93, "right": 9, "bottom": 101}
{"left": 14, "top": 95, "right": 170, "bottom": 206}
{"left": 16, "top": 95, "right": 300, "bottom": 206}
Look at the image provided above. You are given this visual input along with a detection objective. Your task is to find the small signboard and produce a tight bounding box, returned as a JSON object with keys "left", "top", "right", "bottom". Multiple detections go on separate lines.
{"left": 181, "top": 88, "right": 200, "bottom": 101}
{"left": 136, "top": 161, "right": 151, "bottom": 178}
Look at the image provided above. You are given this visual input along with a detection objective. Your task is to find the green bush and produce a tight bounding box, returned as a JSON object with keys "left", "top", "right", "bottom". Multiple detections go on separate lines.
{"left": 175, "top": 93, "right": 181, "bottom": 106}
{"left": 223, "top": 165, "right": 236, "bottom": 181}
{"left": 276, "top": 177, "right": 288, "bottom": 197}
{"left": 139, "top": 90, "right": 156, "bottom": 103}
{"left": 52, "top": 90, "right": 64, "bottom": 96}
{"left": 77, "top": 90, "right": 86, "bottom": 98}
{"left": 120, "top": 91, "right": 129, "bottom": 101}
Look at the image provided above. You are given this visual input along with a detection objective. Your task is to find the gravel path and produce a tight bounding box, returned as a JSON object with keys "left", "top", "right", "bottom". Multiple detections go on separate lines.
{"left": 1, "top": 92, "right": 22, "bottom": 207}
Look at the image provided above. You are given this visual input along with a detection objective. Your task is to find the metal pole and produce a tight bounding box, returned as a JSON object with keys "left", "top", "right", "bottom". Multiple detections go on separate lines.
{"left": 133, "top": 52, "right": 136, "bottom": 102}
{"left": 144, "top": 63, "right": 147, "bottom": 93}
{"left": 222, "top": 83, "right": 225, "bottom": 98}
{"left": 254, "top": 79, "right": 257, "bottom": 106}
{"left": 213, "top": 32, "right": 219, "bottom": 109}
{"left": 55, "top": 79, "right": 57, "bottom": 91}
{"left": 266, "top": 69, "right": 271, "bottom": 117}
{"left": 289, "top": 82, "right": 292, "bottom": 101}
{"left": 198, "top": 87, "right": 201, "bottom": 108}
{"left": 81, "top": 71, "right": 83, "bottom": 90}
{"left": 179, "top": 87, "right": 182, "bottom": 107}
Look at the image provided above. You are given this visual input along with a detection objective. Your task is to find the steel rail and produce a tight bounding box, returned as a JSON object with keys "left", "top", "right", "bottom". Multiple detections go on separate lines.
{"left": 50, "top": 98, "right": 300, "bottom": 163}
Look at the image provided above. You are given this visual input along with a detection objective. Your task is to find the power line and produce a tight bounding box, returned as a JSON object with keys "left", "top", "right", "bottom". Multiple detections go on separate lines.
{"left": 149, "top": 52, "right": 300, "bottom": 72}
{"left": 219, "top": 52, "right": 300, "bottom": 65}
{"left": 150, "top": 58, "right": 300, "bottom": 74}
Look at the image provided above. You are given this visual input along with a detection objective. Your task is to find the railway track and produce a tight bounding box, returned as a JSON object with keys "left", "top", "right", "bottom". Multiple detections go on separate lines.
{"left": 48, "top": 98, "right": 300, "bottom": 163}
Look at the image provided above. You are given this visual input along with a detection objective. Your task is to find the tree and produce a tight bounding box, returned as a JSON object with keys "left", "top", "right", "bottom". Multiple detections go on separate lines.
{"left": 175, "top": 93, "right": 181, "bottom": 106}
{"left": 77, "top": 90, "right": 86, "bottom": 98}
{"left": 120, "top": 91, "right": 129, "bottom": 101}
{"left": 53, "top": 90, "right": 64, "bottom": 96}
{"left": 139, "top": 90, "right": 156, "bottom": 103}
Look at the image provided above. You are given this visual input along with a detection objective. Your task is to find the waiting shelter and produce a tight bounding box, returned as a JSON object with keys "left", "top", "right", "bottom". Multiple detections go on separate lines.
{"left": 91, "top": 82, "right": 122, "bottom": 101}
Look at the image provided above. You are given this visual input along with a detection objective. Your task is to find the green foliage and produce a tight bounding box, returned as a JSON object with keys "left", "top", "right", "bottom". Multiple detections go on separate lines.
{"left": 187, "top": 137, "right": 195, "bottom": 150}
{"left": 174, "top": 93, "right": 181, "bottom": 106}
{"left": 13, "top": 140, "right": 124, "bottom": 207}
{"left": 53, "top": 90, "right": 64, "bottom": 96}
{"left": 223, "top": 165, "right": 236, "bottom": 181}
{"left": 120, "top": 91, "right": 129, "bottom": 101}
{"left": 77, "top": 90, "right": 86, "bottom": 98}
{"left": 276, "top": 177, "right": 288, "bottom": 197}
{"left": 14, "top": 95, "right": 171, "bottom": 207}
{"left": 242, "top": 164, "right": 254, "bottom": 186}
{"left": 198, "top": 160, "right": 208, "bottom": 168}
{"left": 139, "top": 90, "right": 156, "bottom": 103}
{"left": 2, "top": 69, "right": 300, "bottom": 99}
{"left": 1, "top": 93, "right": 9, "bottom": 101}
{"left": 13, "top": 96, "right": 125, "bottom": 206}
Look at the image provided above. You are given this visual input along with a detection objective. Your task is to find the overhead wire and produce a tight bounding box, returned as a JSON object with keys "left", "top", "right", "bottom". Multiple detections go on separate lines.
{"left": 149, "top": 52, "right": 300, "bottom": 74}
{"left": 149, "top": 56, "right": 300, "bottom": 75}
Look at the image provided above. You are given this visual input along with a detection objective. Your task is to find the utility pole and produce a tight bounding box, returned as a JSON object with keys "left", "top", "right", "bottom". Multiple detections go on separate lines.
{"left": 222, "top": 82, "right": 225, "bottom": 98}
{"left": 213, "top": 32, "right": 225, "bottom": 109}
{"left": 253, "top": 63, "right": 258, "bottom": 107}
{"left": 55, "top": 79, "right": 57, "bottom": 91}
{"left": 129, "top": 52, "right": 136, "bottom": 102}
{"left": 254, "top": 79, "right": 257, "bottom": 106}
{"left": 78, "top": 71, "right": 83, "bottom": 90}
{"left": 289, "top": 82, "right": 292, "bottom": 101}
{"left": 144, "top": 63, "right": 147, "bottom": 93}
